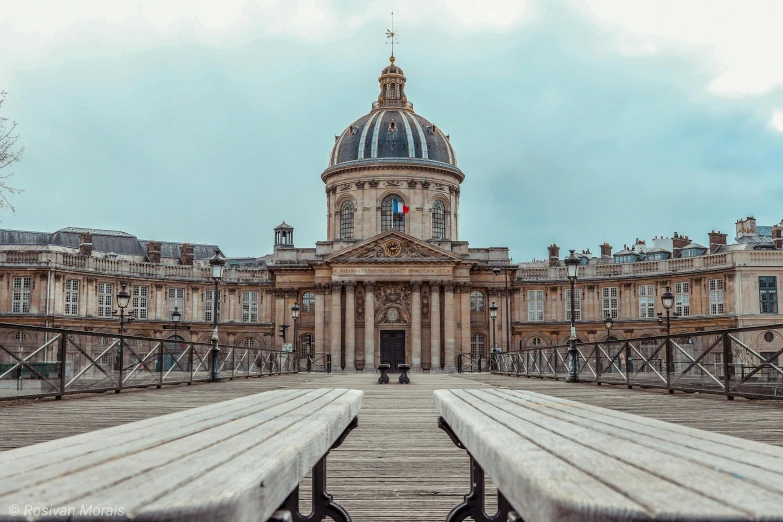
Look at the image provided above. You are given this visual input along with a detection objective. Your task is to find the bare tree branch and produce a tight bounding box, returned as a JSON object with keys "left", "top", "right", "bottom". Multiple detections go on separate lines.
{"left": 0, "top": 91, "right": 24, "bottom": 214}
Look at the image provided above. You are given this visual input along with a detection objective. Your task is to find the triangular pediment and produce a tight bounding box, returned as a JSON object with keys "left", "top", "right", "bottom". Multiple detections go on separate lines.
{"left": 324, "top": 231, "right": 463, "bottom": 263}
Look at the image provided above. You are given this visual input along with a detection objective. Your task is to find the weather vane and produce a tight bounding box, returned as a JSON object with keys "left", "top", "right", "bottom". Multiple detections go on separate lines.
{"left": 386, "top": 11, "right": 398, "bottom": 57}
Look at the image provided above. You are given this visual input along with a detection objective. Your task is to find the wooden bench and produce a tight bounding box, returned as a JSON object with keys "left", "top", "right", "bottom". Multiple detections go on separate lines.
{"left": 377, "top": 363, "right": 390, "bottom": 384}
{"left": 398, "top": 363, "right": 411, "bottom": 384}
{"left": 435, "top": 388, "right": 783, "bottom": 522}
{"left": 0, "top": 388, "right": 363, "bottom": 522}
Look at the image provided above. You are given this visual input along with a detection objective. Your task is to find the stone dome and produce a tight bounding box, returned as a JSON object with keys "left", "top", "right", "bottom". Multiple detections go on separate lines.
{"left": 327, "top": 57, "right": 458, "bottom": 169}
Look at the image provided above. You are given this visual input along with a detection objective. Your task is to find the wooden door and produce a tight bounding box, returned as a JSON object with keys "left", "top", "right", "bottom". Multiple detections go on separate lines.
{"left": 380, "top": 330, "right": 406, "bottom": 371}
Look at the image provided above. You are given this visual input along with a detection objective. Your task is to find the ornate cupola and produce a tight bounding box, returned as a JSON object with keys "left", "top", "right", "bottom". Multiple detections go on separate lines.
{"left": 374, "top": 56, "right": 412, "bottom": 112}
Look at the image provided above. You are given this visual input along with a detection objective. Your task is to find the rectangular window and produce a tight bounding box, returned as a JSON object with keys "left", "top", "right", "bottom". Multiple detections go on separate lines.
{"left": 64, "top": 279, "right": 79, "bottom": 316}
{"left": 97, "top": 282, "right": 113, "bottom": 318}
{"left": 602, "top": 287, "right": 619, "bottom": 320}
{"left": 242, "top": 291, "right": 259, "bottom": 323}
{"left": 205, "top": 290, "right": 221, "bottom": 322}
{"left": 168, "top": 288, "right": 185, "bottom": 320}
{"left": 759, "top": 276, "right": 778, "bottom": 314}
{"left": 709, "top": 279, "right": 724, "bottom": 315}
{"left": 564, "top": 288, "right": 581, "bottom": 321}
{"left": 132, "top": 286, "right": 149, "bottom": 319}
{"left": 674, "top": 282, "right": 690, "bottom": 317}
{"left": 638, "top": 285, "right": 655, "bottom": 319}
{"left": 527, "top": 290, "right": 544, "bottom": 322}
{"left": 11, "top": 277, "right": 32, "bottom": 314}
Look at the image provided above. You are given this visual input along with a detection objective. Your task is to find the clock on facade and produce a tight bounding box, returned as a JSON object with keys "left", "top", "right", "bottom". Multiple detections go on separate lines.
{"left": 384, "top": 240, "right": 402, "bottom": 257}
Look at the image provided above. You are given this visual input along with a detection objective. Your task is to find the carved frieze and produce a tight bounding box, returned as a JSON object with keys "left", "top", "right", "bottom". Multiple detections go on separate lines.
{"left": 355, "top": 181, "right": 366, "bottom": 189}
{"left": 368, "top": 179, "right": 379, "bottom": 188}
{"left": 339, "top": 183, "right": 352, "bottom": 191}
{"left": 377, "top": 306, "right": 408, "bottom": 324}
{"left": 421, "top": 181, "right": 431, "bottom": 189}
{"left": 374, "top": 282, "right": 412, "bottom": 312}
{"left": 384, "top": 180, "right": 402, "bottom": 187}
{"left": 407, "top": 179, "right": 418, "bottom": 188}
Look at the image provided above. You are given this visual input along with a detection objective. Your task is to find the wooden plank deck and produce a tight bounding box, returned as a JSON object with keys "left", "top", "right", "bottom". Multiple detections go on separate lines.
{"left": 1, "top": 372, "right": 782, "bottom": 521}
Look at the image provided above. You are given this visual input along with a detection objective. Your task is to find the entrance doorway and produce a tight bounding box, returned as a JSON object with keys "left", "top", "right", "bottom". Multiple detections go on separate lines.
{"left": 380, "top": 330, "right": 406, "bottom": 371}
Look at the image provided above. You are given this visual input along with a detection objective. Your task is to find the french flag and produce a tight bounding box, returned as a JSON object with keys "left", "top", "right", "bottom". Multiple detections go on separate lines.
{"left": 392, "top": 200, "right": 409, "bottom": 214}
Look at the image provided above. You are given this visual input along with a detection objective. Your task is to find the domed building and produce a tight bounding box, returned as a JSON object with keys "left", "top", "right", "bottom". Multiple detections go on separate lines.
{"left": 0, "top": 55, "right": 515, "bottom": 375}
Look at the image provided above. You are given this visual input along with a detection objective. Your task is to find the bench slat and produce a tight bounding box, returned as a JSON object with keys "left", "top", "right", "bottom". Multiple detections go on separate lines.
{"left": 486, "top": 389, "right": 783, "bottom": 494}
{"left": 435, "top": 389, "right": 783, "bottom": 521}
{"left": 0, "top": 388, "right": 362, "bottom": 522}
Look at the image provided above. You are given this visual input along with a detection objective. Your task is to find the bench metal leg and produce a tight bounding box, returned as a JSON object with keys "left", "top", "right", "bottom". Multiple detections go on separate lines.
{"left": 438, "top": 417, "right": 523, "bottom": 522}
{"left": 378, "top": 369, "right": 389, "bottom": 384}
{"left": 278, "top": 417, "right": 357, "bottom": 522}
{"left": 399, "top": 369, "right": 410, "bottom": 384}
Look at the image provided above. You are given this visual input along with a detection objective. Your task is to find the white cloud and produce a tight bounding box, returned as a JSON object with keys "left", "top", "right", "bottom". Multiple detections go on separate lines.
{"left": 771, "top": 111, "right": 783, "bottom": 133}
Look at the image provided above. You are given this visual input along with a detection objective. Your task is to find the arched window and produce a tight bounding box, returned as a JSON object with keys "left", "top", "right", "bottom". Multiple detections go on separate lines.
{"left": 470, "top": 334, "right": 486, "bottom": 358}
{"left": 300, "top": 333, "right": 315, "bottom": 357}
{"left": 470, "top": 291, "right": 484, "bottom": 312}
{"left": 301, "top": 291, "right": 315, "bottom": 313}
{"left": 340, "top": 200, "right": 355, "bottom": 240}
{"left": 530, "top": 336, "right": 542, "bottom": 347}
{"left": 432, "top": 200, "right": 446, "bottom": 239}
{"left": 244, "top": 338, "right": 255, "bottom": 348}
{"left": 381, "top": 195, "right": 405, "bottom": 232}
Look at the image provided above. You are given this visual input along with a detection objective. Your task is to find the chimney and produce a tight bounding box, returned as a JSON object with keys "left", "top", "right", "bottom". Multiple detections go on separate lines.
{"left": 708, "top": 230, "right": 727, "bottom": 254}
{"left": 79, "top": 232, "right": 93, "bottom": 256}
{"left": 146, "top": 241, "right": 161, "bottom": 264}
{"left": 735, "top": 216, "right": 757, "bottom": 239}
{"left": 772, "top": 222, "right": 783, "bottom": 249}
{"left": 547, "top": 244, "right": 560, "bottom": 267}
{"left": 672, "top": 233, "right": 690, "bottom": 258}
{"left": 600, "top": 242, "right": 612, "bottom": 258}
{"left": 180, "top": 243, "right": 194, "bottom": 266}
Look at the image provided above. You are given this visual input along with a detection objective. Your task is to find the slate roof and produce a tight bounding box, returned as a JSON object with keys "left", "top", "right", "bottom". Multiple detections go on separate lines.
{"left": 329, "top": 110, "right": 457, "bottom": 168}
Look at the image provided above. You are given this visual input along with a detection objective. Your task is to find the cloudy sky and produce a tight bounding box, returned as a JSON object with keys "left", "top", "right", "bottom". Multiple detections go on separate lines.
{"left": 1, "top": 0, "right": 782, "bottom": 261}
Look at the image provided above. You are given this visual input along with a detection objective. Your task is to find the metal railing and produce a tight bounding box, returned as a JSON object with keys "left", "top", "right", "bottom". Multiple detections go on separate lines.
{"left": 491, "top": 323, "right": 783, "bottom": 400}
{"left": 457, "top": 353, "right": 489, "bottom": 373}
{"left": 297, "top": 352, "right": 332, "bottom": 373}
{"left": 0, "top": 322, "right": 298, "bottom": 401}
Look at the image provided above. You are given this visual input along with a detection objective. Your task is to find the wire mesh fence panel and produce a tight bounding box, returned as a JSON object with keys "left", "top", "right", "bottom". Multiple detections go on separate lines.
{"left": 160, "top": 340, "right": 195, "bottom": 384}
{"left": 726, "top": 326, "right": 783, "bottom": 397}
{"left": 63, "top": 332, "right": 121, "bottom": 393}
{"left": 0, "top": 327, "right": 62, "bottom": 398}
{"left": 122, "top": 338, "right": 163, "bottom": 388}
{"left": 191, "top": 344, "right": 214, "bottom": 382}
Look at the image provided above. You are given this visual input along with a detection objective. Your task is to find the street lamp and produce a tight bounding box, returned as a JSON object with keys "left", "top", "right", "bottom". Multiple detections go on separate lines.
{"left": 489, "top": 302, "right": 498, "bottom": 355}
{"left": 291, "top": 302, "right": 300, "bottom": 373}
{"left": 658, "top": 285, "right": 677, "bottom": 377}
{"left": 493, "top": 267, "right": 510, "bottom": 352}
{"left": 209, "top": 250, "right": 226, "bottom": 382}
{"left": 604, "top": 315, "right": 613, "bottom": 338}
{"left": 112, "top": 282, "right": 134, "bottom": 374}
{"left": 564, "top": 249, "right": 580, "bottom": 382}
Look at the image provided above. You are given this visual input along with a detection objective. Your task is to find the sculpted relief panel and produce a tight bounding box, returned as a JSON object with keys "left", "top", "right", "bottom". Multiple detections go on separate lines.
{"left": 374, "top": 282, "right": 412, "bottom": 313}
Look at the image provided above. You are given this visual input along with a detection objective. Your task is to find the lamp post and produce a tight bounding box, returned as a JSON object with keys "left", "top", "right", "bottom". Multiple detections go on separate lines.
{"left": 564, "top": 249, "right": 580, "bottom": 382}
{"left": 658, "top": 286, "right": 676, "bottom": 377}
{"left": 291, "top": 302, "right": 300, "bottom": 372}
{"left": 112, "top": 283, "right": 134, "bottom": 376}
{"left": 604, "top": 315, "right": 613, "bottom": 339}
{"left": 489, "top": 302, "right": 498, "bottom": 355}
{"left": 493, "top": 267, "right": 511, "bottom": 351}
{"left": 209, "top": 250, "right": 226, "bottom": 382}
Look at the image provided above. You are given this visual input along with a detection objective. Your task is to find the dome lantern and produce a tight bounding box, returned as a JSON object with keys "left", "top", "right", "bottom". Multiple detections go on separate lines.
{"left": 373, "top": 56, "right": 412, "bottom": 112}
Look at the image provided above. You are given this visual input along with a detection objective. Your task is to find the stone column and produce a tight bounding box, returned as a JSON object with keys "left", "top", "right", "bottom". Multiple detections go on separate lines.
{"left": 344, "top": 281, "right": 356, "bottom": 372}
{"left": 364, "top": 281, "right": 375, "bottom": 370}
{"left": 330, "top": 282, "right": 342, "bottom": 371}
{"left": 443, "top": 281, "right": 456, "bottom": 372}
{"left": 314, "top": 284, "right": 325, "bottom": 354}
{"left": 411, "top": 281, "right": 422, "bottom": 372}
{"left": 461, "top": 283, "right": 471, "bottom": 356}
{"left": 430, "top": 281, "right": 441, "bottom": 372}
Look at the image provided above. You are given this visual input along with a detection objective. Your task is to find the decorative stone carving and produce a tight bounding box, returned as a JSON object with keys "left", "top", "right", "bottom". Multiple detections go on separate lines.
{"left": 421, "top": 181, "right": 431, "bottom": 189}
{"left": 384, "top": 180, "right": 401, "bottom": 187}
{"left": 344, "top": 281, "right": 357, "bottom": 292}
{"left": 407, "top": 179, "right": 418, "bottom": 188}
{"left": 443, "top": 281, "right": 454, "bottom": 292}
{"left": 356, "top": 289, "right": 365, "bottom": 320}
{"left": 374, "top": 282, "right": 412, "bottom": 312}
{"left": 377, "top": 306, "right": 408, "bottom": 324}
{"left": 410, "top": 281, "right": 422, "bottom": 292}
{"left": 355, "top": 180, "right": 366, "bottom": 189}
{"left": 339, "top": 183, "right": 352, "bottom": 191}
{"left": 331, "top": 281, "right": 343, "bottom": 293}
{"left": 434, "top": 183, "right": 445, "bottom": 190}
{"left": 421, "top": 286, "right": 430, "bottom": 320}
{"left": 368, "top": 179, "right": 379, "bottom": 188}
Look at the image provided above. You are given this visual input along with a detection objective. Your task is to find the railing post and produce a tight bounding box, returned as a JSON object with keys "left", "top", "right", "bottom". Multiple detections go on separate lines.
{"left": 57, "top": 333, "right": 67, "bottom": 399}
{"left": 158, "top": 341, "right": 164, "bottom": 389}
{"left": 457, "top": 354, "right": 462, "bottom": 374}
{"left": 723, "top": 333, "right": 733, "bottom": 401}
{"left": 327, "top": 354, "right": 332, "bottom": 373}
{"left": 307, "top": 354, "right": 312, "bottom": 373}
{"left": 665, "top": 333, "right": 673, "bottom": 394}
{"left": 625, "top": 341, "right": 632, "bottom": 389}
{"left": 116, "top": 335, "right": 124, "bottom": 394}
{"left": 596, "top": 344, "right": 602, "bottom": 383}
{"left": 188, "top": 344, "right": 194, "bottom": 385}
{"left": 478, "top": 356, "right": 482, "bottom": 373}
